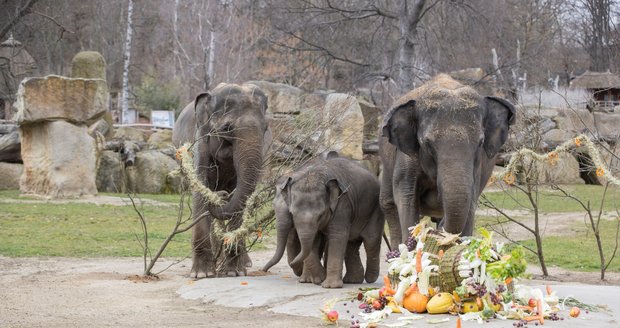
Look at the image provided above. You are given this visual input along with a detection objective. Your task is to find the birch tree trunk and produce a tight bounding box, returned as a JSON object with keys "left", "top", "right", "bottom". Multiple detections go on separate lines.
{"left": 397, "top": 0, "right": 426, "bottom": 93}
{"left": 121, "top": 0, "right": 134, "bottom": 124}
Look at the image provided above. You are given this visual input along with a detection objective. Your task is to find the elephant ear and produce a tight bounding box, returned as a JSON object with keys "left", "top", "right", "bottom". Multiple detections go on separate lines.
{"left": 277, "top": 177, "right": 293, "bottom": 204}
{"left": 194, "top": 92, "right": 212, "bottom": 125}
{"left": 382, "top": 99, "right": 418, "bottom": 156}
{"left": 483, "top": 96, "right": 516, "bottom": 158}
{"left": 326, "top": 179, "right": 347, "bottom": 213}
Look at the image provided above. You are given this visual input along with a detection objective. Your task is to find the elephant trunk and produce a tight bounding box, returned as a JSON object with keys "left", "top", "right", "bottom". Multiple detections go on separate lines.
{"left": 437, "top": 159, "right": 475, "bottom": 235}
{"left": 289, "top": 223, "right": 317, "bottom": 268}
{"left": 262, "top": 212, "right": 293, "bottom": 272}
{"left": 209, "top": 137, "right": 263, "bottom": 220}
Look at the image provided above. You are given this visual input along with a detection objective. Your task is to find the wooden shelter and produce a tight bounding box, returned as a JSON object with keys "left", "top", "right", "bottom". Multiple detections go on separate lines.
{"left": 570, "top": 70, "right": 620, "bottom": 111}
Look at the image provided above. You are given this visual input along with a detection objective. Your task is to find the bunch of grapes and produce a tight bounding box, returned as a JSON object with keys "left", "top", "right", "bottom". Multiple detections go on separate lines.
{"left": 349, "top": 319, "right": 361, "bottom": 328}
{"left": 385, "top": 249, "right": 401, "bottom": 262}
{"left": 512, "top": 319, "right": 529, "bottom": 327}
{"left": 496, "top": 284, "right": 506, "bottom": 293}
{"left": 489, "top": 292, "right": 501, "bottom": 305}
{"left": 406, "top": 235, "right": 417, "bottom": 251}
{"left": 471, "top": 282, "right": 488, "bottom": 297}
{"left": 548, "top": 312, "right": 563, "bottom": 321}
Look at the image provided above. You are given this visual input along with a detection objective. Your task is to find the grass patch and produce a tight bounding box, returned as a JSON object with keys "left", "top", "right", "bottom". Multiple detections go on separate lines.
{"left": 481, "top": 184, "right": 620, "bottom": 213}
{"left": 519, "top": 219, "right": 620, "bottom": 272}
{"left": 0, "top": 194, "right": 192, "bottom": 257}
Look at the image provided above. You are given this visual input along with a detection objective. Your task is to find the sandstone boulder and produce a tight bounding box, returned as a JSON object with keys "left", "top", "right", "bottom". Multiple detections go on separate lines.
{"left": 593, "top": 112, "right": 620, "bottom": 141}
{"left": 543, "top": 129, "right": 574, "bottom": 149}
{"left": 14, "top": 75, "right": 109, "bottom": 125}
{"left": 554, "top": 108, "right": 595, "bottom": 136}
{"left": 125, "top": 150, "right": 179, "bottom": 193}
{"left": 357, "top": 97, "right": 381, "bottom": 141}
{"left": 96, "top": 150, "right": 126, "bottom": 193}
{"left": 518, "top": 152, "right": 584, "bottom": 185}
{"left": 321, "top": 93, "right": 364, "bottom": 160}
{"left": 71, "top": 51, "right": 107, "bottom": 80}
{"left": 114, "top": 126, "right": 147, "bottom": 143}
{"left": 0, "top": 125, "right": 20, "bottom": 162}
{"left": 0, "top": 162, "right": 23, "bottom": 190}
{"left": 147, "top": 129, "right": 173, "bottom": 150}
{"left": 20, "top": 120, "right": 98, "bottom": 197}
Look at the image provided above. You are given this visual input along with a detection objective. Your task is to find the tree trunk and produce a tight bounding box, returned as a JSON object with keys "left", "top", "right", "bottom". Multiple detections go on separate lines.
{"left": 120, "top": 0, "right": 134, "bottom": 124}
{"left": 396, "top": 0, "right": 426, "bottom": 92}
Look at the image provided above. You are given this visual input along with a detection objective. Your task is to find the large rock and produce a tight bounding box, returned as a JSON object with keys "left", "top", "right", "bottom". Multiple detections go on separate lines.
{"left": 247, "top": 81, "right": 326, "bottom": 115}
{"left": 96, "top": 150, "right": 126, "bottom": 193}
{"left": 554, "top": 108, "right": 595, "bottom": 136}
{"left": 0, "top": 162, "right": 23, "bottom": 190}
{"left": 14, "top": 75, "right": 109, "bottom": 125}
{"left": 71, "top": 51, "right": 107, "bottom": 80}
{"left": 114, "top": 126, "right": 147, "bottom": 143}
{"left": 0, "top": 125, "right": 21, "bottom": 162}
{"left": 593, "top": 112, "right": 620, "bottom": 141}
{"left": 518, "top": 152, "right": 584, "bottom": 185}
{"left": 321, "top": 93, "right": 364, "bottom": 160}
{"left": 19, "top": 121, "right": 98, "bottom": 197}
{"left": 147, "top": 129, "right": 173, "bottom": 150}
{"left": 542, "top": 129, "right": 574, "bottom": 149}
{"left": 125, "top": 150, "right": 179, "bottom": 193}
{"left": 357, "top": 97, "right": 381, "bottom": 141}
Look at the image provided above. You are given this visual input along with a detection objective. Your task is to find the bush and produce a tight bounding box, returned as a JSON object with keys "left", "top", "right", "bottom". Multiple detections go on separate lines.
{"left": 134, "top": 75, "right": 182, "bottom": 118}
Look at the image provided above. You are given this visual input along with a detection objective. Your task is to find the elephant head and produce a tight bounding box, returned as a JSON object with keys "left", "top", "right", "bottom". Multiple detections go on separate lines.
{"left": 262, "top": 170, "right": 344, "bottom": 276}
{"left": 193, "top": 83, "right": 269, "bottom": 220}
{"left": 382, "top": 74, "right": 515, "bottom": 234}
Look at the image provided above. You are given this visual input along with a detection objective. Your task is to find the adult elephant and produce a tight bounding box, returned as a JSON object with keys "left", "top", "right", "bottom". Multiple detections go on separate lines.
{"left": 262, "top": 155, "right": 384, "bottom": 288}
{"left": 172, "top": 82, "right": 271, "bottom": 278}
{"left": 379, "top": 74, "right": 515, "bottom": 247}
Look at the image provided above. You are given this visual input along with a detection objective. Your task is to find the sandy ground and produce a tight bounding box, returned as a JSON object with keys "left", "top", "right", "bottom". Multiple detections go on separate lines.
{"left": 0, "top": 254, "right": 328, "bottom": 328}
{"left": 2, "top": 195, "right": 620, "bottom": 327}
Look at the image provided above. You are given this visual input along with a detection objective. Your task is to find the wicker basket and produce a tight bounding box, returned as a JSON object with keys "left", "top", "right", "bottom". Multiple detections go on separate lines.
{"left": 438, "top": 244, "right": 467, "bottom": 292}
{"left": 422, "top": 230, "right": 458, "bottom": 288}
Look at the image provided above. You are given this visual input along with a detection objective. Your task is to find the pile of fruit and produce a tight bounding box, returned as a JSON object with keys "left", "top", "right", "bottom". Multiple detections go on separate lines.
{"left": 322, "top": 221, "right": 598, "bottom": 327}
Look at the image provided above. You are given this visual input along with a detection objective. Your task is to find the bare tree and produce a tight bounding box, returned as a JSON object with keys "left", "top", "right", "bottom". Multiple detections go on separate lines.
{"left": 571, "top": 0, "right": 618, "bottom": 72}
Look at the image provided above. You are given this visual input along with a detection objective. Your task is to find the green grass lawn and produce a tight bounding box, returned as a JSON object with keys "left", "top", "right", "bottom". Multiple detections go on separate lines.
{"left": 0, "top": 191, "right": 193, "bottom": 257}
{"left": 519, "top": 219, "right": 620, "bottom": 272}
{"left": 1, "top": 185, "right": 619, "bottom": 274}
{"left": 481, "top": 184, "right": 620, "bottom": 213}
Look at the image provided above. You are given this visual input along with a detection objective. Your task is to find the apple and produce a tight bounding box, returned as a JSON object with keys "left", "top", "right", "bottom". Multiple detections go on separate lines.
{"left": 569, "top": 306, "right": 580, "bottom": 318}
{"left": 528, "top": 298, "right": 537, "bottom": 308}
{"left": 326, "top": 310, "right": 339, "bottom": 322}
{"left": 372, "top": 300, "right": 383, "bottom": 310}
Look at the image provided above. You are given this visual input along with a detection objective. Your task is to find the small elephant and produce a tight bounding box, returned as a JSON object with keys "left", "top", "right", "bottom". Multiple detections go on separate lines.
{"left": 380, "top": 74, "right": 515, "bottom": 247}
{"left": 262, "top": 156, "right": 384, "bottom": 288}
{"left": 172, "top": 82, "right": 272, "bottom": 278}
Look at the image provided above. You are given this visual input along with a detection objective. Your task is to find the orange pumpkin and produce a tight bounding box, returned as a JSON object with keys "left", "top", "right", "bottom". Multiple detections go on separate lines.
{"left": 402, "top": 283, "right": 428, "bottom": 313}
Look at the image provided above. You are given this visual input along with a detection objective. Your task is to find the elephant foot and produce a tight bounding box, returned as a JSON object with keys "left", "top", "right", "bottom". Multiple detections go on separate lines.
{"left": 364, "top": 271, "right": 380, "bottom": 284}
{"left": 343, "top": 272, "right": 364, "bottom": 284}
{"left": 217, "top": 254, "right": 247, "bottom": 277}
{"left": 190, "top": 254, "right": 216, "bottom": 279}
{"left": 321, "top": 277, "right": 343, "bottom": 288}
{"left": 299, "top": 270, "right": 325, "bottom": 285}
{"left": 242, "top": 252, "right": 253, "bottom": 268}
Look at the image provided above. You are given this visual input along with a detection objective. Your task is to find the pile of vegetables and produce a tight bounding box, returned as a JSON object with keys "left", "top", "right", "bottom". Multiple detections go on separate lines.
{"left": 321, "top": 223, "right": 601, "bottom": 327}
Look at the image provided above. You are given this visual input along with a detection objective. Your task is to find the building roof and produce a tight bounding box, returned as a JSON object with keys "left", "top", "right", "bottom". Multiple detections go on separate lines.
{"left": 570, "top": 70, "right": 620, "bottom": 89}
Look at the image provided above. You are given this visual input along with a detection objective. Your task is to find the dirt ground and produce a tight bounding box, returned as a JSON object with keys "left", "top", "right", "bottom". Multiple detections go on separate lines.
{"left": 0, "top": 254, "right": 329, "bottom": 328}
{"left": 2, "top": 252, "right": 620, "bottom": 328}
{"left": 2, "top": 195, "right": 620, "bottom": 327}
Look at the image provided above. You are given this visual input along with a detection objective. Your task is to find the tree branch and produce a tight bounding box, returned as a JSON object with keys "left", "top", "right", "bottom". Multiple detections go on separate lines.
{"left": 0, "top": 0, "right": 40, "bottom": 40}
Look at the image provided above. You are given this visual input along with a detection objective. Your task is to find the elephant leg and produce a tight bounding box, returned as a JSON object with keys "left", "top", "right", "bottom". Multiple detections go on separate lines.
{"left": 217, "top": 213, "right": 247, "bottom": 277}
{"left": 380, "top": 172, "right": 401, "bottom": 251}
{"left": 362, "top": 207, "right": 384, "bottom": 283}
{"left": 191, "top": 193, "right": 216, "bottom": 279}
{"left": 299, "top": 235, "right": 326, "bottom": 284}
{"left": 287, "top": 230, "right": 303, "bottom": 276}
{"left": 393, "top": 171, "right": 419, "bottom": 243}
{"left": 343, "top": 240, "right": 364, "bottom": 284}
{"left": 322, "top": 227, "right": 349, "bottom": 288}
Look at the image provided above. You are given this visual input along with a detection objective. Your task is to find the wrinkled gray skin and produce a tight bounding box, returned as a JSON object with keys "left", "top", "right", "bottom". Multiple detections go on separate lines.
{"left": 172, "top": 83, "right": 271, "bottom": 278}
{"left": 262, "top": 156, "right": 384, "bottom": 288}
{"left": 379, "top": 74, "right": 515, "bottom": 248}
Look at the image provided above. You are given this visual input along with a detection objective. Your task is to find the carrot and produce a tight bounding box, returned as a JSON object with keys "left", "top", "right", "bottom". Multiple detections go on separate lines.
{"left": 546, "top": 285, "right": 553, "bottom": 295}
{"left": 456, "top": 317, "right": 462, "bottom": 328}
{"left": 475, "top": 297, "right": 483, "bottom": 310}
{"left": 383, "top": 275, "right": 396, "bottom": 295}
{"left": 524, "top": 300, "right": 544, "bottom": 325}
{"left": 504, "top": 277, "right": 513, "bottom": 285}
{"left": 416, "top": 250, "right": 423, "bottom": 273}
{"left": 438, "top": 249, "right": 445, "bottom": 259}
{"left": 405, "top": 283, "right": 418, "bottom": 297}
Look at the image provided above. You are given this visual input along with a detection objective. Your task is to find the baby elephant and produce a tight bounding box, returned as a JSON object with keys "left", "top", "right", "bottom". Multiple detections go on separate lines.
{"left": 262, "top": 156, "right": 384, "bottom": 288}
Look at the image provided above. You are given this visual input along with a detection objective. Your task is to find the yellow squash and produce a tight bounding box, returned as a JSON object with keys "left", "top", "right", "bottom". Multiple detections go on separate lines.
{"left": 426, "top": 292, "right": 454, "bottom": 314}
